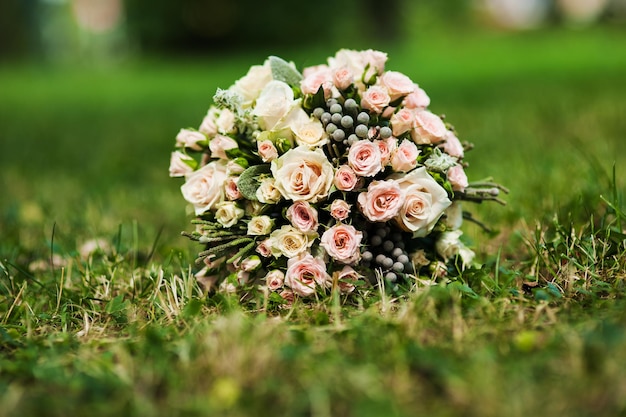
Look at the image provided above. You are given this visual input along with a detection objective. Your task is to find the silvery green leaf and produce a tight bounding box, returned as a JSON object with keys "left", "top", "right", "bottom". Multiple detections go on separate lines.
{"left": 269, "top": 56, "right": 303, "bottom": 86}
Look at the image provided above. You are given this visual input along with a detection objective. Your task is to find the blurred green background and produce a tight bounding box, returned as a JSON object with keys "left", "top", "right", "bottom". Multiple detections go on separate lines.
{"left": 1, "top": 0, "right": 625, "bottom": 263}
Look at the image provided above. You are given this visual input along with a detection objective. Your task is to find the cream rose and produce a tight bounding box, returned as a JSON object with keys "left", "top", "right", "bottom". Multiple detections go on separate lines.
{"left": 290, "top": 109, "right": 329, "bottom": 148}
{"left": 320, "top": 223, "right": 363, "bottom": 265}
{"left": 286, "top": 201, "right": 319, "bottom": 234}
{"left": 285, "top": 253, "right": 330, "bottom": 296}
{"left": 347, "top": 140, "right": 382, "bottom": 177}
{"left": 379, "top": 71, "right": 415, "bottom": 101}
{"left": 391, "top": 167, "right": 452, "bottom": 236}
{"left": 215, "top": 201, "right": 244, "bottom": 228}
{"left": 257, "top": 140, "right": 279, "bottom": 162}
{"left": 176, "top": 128, "right": 206, "bottom": 151}
{"left": 269, "top": 225, "right": 315, "bottom": 258}
{"left": 329, "top": 199, "right": 351, "bottom": 221}
{"left": 390, "top": 108, "right": 416, "bottom": 136}
{"left": 411, "top": 111, "right": 448, "bottom": 145}
{"left": 209, "top": 134, "right": 238, "bottom": 160}
{"left": 357, "top": 180, "right": 405, "bottom": 222}
{"left": 232, "top": 62, "right": 273, "bottom": 106}
{"left": 435, "top": 230, "right": 475, "bottom": 268}
{"left": 447, "top": 165, "right": 468, "bottom": 192}
{"left": 271, "top": 146, "right": 334, "bottom": 203}
{"left": 334, "top": 165, "right": 360, "bottom": 191}
{"left": 247, "top": 215, "right": 274, "bottom": 236}
{"left": 180, "top": 160, "right": 228, "bottom": 215}
{"left": 390, "top": 139, "right": 420, "bottom": 172}
{"left": 256, "top": 178, "right": 282, "bottom": 204}
{"left": 360, "top": 85, "right": 391, "bottom": 114}
{"left": 265, "top": 270, "right": 285, "bottom": 291}
{"left": 169, "top": 151, "right": 195, "bottom": 177}
{"left": 253, "top": 80, "right": 298, "bottom": 131}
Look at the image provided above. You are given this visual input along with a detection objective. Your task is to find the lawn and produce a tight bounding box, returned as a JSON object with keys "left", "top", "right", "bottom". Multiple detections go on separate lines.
{"left": 1, "top": 26, "right": 625, "bottom": 417}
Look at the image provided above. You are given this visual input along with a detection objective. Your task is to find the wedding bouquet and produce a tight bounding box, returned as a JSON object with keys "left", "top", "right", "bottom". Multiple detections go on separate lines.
{"left": 169, "top": 49, "right": 505, "bottom": 301}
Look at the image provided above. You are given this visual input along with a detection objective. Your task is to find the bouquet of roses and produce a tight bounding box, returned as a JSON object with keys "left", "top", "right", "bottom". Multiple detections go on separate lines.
{"left": 169, "top": 49, "right": 505, "bottom": 301}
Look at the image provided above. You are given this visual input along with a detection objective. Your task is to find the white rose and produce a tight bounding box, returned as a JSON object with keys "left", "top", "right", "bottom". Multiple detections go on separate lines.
{"left": 216, "top": 108, "right": 236, "bottom": 134}
{"left": 256, "top": 178, "right": 282, "bottom": 204}
{"left": 271, "top": 146, "right": 334, "bottom": 203}
{"left": 209, "top": 134, "right": 238, "bottom": 160}
{"left": 231, "top": 62, "right": 273, "bottom": 107}
{"left": 253, "top": 80, "right": 299, "bottom": 131}
{"left": 290, "top": 109, "right": 329, "bottom": 148}
{"left": 180, "top": 160, "right": 228, "bottom": 215}
{"left": 390, "top": 167, "right": 452, "bottom": 236}
{"left": 199, "top": 107, "right": 219, "bottom": 136}
{"left": 435, "top": 230, "right": 475, "bottom": 269}
{"left": 269, "top": 225, "right": 315, "bottom": 258}
{"left": 215, "top": 201, "right": 244, "bottom": 228}
{"left": 247, "top": 215, "right": 274, "bottom": 235}
{"left": 169, "top": 151, "right": 195, "bottom": 177}
{"left": 176, "top": 128, "right": 206, "bottom": 151}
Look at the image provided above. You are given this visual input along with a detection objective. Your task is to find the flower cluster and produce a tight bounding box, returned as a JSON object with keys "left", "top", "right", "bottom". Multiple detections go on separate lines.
{"left": 170, "top": 49, "right": 505, "bottom": 301}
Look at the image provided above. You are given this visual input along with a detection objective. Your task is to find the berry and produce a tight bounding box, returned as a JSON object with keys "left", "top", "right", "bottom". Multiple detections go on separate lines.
{"left": 370, "top": 235, "right": 382, "bottom": 246}
{"left": 355, "top": 124, "right": 368, "bottom": 138}
{"left": 331, "top": 112, "right": 343, "bottom": 125}
{"left": 330, "top": 103, "right": 343, "bottom": 114}
{"left": 332, "top": 129, "right": 346, "bottom": 142}
{"left": 380, "top": 126, "right": 392, "bottom": 139}
{"left": 357, "top": 112, "right": 370, "bottom": 125}
{"left": 313, "top": 107, "right": 324, "bottom": 119}
{"left": 340, "top": 115, "right": 354, "bottom": 129}
{"left": 382, "top": 240, "right": 394, "bottom": 253}
{"left": 321, "top": 112, "right": 331, "bottom": 125}
{"left": 326, "top": 123, "right": 337, "bottom": 134}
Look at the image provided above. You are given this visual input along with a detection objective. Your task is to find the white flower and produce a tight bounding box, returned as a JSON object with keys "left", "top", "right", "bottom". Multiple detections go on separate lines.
{"left": 216, "top": 108, "right": 237, "bottom": 134}
{"left": 169, "top": 151, "right": 195, "bottom": 177}
{"left": 269, "top": 225, "right": 315, "bottom": 258}
{"left": 271, "top": 146, "right": 334, "bottom": 203}
{"left": 256, "top": 177, "right": 282, "bottom": 204}
{"left": 215, "top": 202, "right": 244, "bottom": 228}
{"left": 176, "top": 129, "right": 206, "bottom": 151}
{"left": 290, "top": 109, "right": 329, "bottom": 148}
{"left": 231, "top": 61, "right": 273, "bottom": 107}
{"left": 247, "top": 215, "right": 274, "bottom": 235}
{"left": 435, "top": 230, "right": 475, "bottom": 269}
{"left": 180, "top": 161, "right": 228, "bottom": 215}
{"left": 253, "top": 80, "right": 299, "bottom": 131}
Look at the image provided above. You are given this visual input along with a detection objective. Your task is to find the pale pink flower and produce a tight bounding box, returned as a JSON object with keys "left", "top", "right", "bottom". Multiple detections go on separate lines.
{"left": 379, "top": 71, "right": 415, "bottom": 101}
{"left": 176, "top": 128, "right": 206, "bottom": 151}
{"left": 240, "top": 256, "right": 261, "bottom": 272}
{"left": 320, "top": 224, "right": 363, "bottom": 265}
{"left": 411, "top": 111, "right": 447, "bottom": 145}
{"left": 390, "top": 139, "right": 420, "bottom": 172}
{"left": 334, "top": 165, "right": 360, "bottom": 192}
{"left": 257, "top": 140, "right": 278, "bottom": 162}
{"left": 403, "top": 85, "right": 431, "bottom": 109}
{"left": 360, "top": 85, "right": 391, "bottom": 114}
{"left": 285, "top": 253, "right": 330, "bottom": 296}
{"left": 447, "top": 165, "right": 469, "bottom": 192}
{"left": 271, "top": 146, "right": 334, "bottom": 203}
{"left": 347, "top": 140, "right": 382, "bottom": 177}
{"left": 279, "top": 288, "right": 295, "bottom": 306}
{"left": 329, "top": 199, "right": 351, "bottom": 221}
{"left": 390, "top": 108, "right": 416, "bottom": 136}
{"left": 286, "top": 201, "right": 319, "bottom": 234}
{"left": 180, "top": 161, "right": 228, "bottom": 215}
{"left": 374, "top": 138, "right": 394, "bottom": 166}
{"left": 357, "top": 180, "right": 405, "bottom": 222}
{"left": 334, "top": 265, "right": 361, "bottom": 294}
{"left": 199, "top": 108, "right": 219, "bottom": 136}
{"left": 169, "top": 151, "right": 194, "bottom": 177}
{"left": 256, "top": 239, "right": 272, "bottom": 257}
{"left": 300, "top": 65, "right": 333, "bottom": 97}
{"left": 332, "top": 66, "right": 353, "bottom": 90}
{"left": 265, "top": 270, "right": 285, "bottom": 291}
{"left": 439, "top": 132, "right": 464, "bottom": 159}
{"left": 225, "top": 177, "right": 242, "bottom": 200}
{"left": 209, "top": 134, "right": 238, "bottom": 159}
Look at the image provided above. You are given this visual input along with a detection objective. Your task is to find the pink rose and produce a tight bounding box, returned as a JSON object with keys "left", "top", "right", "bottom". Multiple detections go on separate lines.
{"left": 379, "top": 71, "right": 415, "bottom": 101}
{"left": 375, "top": 138, "right": 395, "bottom": 166}
{"left": 225, "top": 177, "right": 242, "bottom": 200}
{"left": 329, "top": 199, "right": 351, "bottom": 221}
{"left": 357, "top": 180, "right": 405, "bottom": 222}
{"left": 199, "top": 107, "right": 219, "bottom": 136}
{"left": 279, "top": 289, "right": 295, "bottom": 306}
{"left": 257, "top": 140, "right": 278, "bottom": 162}
{"left": 403, "top": 85, "right": 431, "bottom": 109}
{"left": 265, "top": 270, "right": 285, "bottom": 291}
{"left": 390, "top": 108, "right": 416, "bottom": 136}
{"left": 334, "top": 165, "right": 360, "bottom": 191}
{"left": 286, "top": 201, "right": 319, "bottom": 234}
{"left": 347, "top": 140, "right": 382, "bottom": 177}
{"left": 176, "top": 129, "right": 206, "bottom": 151}
{"left": 256, "top": 239, "right": 272, "bottom": 257}
{"left": 411, "top": 111, "right": 448, "bottom": 145}
{"left": 332, "top": 66, "right": 353, "bottom": 90}
{"left": 285, "top": 253, "right": 331, "bottom": 297}
{"left": 320, "top": 223, "right": 363, "bottom": 265}
{"left": 169, "top": 151, "right": 195, "bottom": 177}
{"left": 240, "top": 255, "right": 261, "bottom": 272}
{"left": 209, "top": 134, "right": 238, "bottom": 159}
{"left": 447, "top": 165, "right": 469, "bottom": 192}
{"left": 334, "top": 265, "right": 361, "bottom": 294}
{"left": 390, "top": 139, "right": 420, "bottom": 172}
{"left": 360, "top": 85, "right": 391, "bottom": 114}
{"left": 300, "top": 65, "right": 333, "bottom": 97}
{"left": 439, "top": 132, "right": 464, "bottom": 159}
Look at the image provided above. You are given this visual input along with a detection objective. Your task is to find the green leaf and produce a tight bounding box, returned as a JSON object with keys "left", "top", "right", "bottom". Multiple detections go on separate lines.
{"left": 269, "top": 56, "right": 303, "bottom": 86}
{"left": 303, "top": 85, "right": 326, "bottom": 111}
{"left": 237, "top": 164, "right": 271, "bottom": 201}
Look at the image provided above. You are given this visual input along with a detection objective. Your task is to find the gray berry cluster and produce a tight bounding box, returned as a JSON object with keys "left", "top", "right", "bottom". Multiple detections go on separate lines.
{"left": 360, "top": 225, "right": 416, "bottom": 283}
{"left": 312, "top": 98, "right": 376, "bottom": 147}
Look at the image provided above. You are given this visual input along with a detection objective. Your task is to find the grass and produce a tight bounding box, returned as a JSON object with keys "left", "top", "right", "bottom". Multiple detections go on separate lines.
{"left": 1, "top": 26, "right": 626, "bottom": 416}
